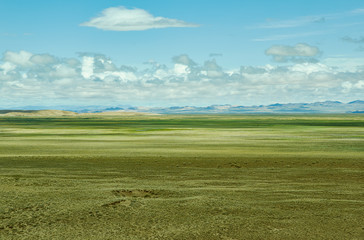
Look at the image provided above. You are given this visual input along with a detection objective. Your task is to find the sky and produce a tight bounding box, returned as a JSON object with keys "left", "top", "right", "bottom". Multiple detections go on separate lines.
{"left": 0, "top": 0, "right": 364, "bottom": 108}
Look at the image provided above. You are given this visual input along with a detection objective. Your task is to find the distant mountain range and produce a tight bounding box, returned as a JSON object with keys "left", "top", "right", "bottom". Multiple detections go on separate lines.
{"left": 1, "top": 100, "right": 363, "bottom": 115}
{"left": 127, "top": 100, "right": 364, "bottom": 114}
{"left": 137, "top": 100, "right": 364, "bottom": 114}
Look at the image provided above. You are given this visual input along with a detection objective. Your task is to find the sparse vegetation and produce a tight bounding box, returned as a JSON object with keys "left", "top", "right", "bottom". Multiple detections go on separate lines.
{"left": 0, "top": 114, "right": 363, "bottom": 239}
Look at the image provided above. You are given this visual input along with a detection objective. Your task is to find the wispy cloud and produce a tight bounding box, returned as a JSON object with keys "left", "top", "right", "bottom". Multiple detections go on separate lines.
{"left": 251, "top": 16, "right": 327, "bottom": 29}
{"left": 80, "top": 6, "right": 199, "bottom": 31}
{"left": 342, "top": 36, "right": 364, "bottom": 43}
{"left": 351, "top": 8, "right": 364, "bottom": 14}
{"left": 249, "top": 8, "right": 364, "bottom": 29}
{"left": 342, "top": 35, "right": 364, "bottom": 52}
{"left": 209, "top": 53, "right": 223, "bottom": 58}
{"left": 253, "top": 31, "right": 327, "bottom": 42}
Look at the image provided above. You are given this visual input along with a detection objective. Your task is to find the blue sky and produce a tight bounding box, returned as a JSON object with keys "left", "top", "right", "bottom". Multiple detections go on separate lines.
{"left": 1, "top": 0, "right": 364, "bottom": 108}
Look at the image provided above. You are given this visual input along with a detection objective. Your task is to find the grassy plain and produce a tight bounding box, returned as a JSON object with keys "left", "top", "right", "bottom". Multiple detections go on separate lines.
{"left": 0, "top": 114, "right": 363, "bottom": 239}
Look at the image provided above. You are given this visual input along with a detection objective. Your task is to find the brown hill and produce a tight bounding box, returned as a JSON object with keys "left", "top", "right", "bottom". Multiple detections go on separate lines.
{"left": 0, "top": 110, "right": 158, "bottom": 117}
{"left": 79, "top": 110, "right": 159, "bottom": 116}
{"left": 0, "top": 110, "right": 78, "bottom": 116}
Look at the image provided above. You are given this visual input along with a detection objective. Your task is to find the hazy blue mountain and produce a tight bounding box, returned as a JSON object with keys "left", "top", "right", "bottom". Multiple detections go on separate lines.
{"left": 1, "top": 101, "right": 363, "bottom": 114}
{"left": 128, "top": 101, "right": 364, "bottom": 114}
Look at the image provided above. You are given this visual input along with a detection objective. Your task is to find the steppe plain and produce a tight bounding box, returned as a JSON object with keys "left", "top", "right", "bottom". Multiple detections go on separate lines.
{"left": 0, "top": 113, "right": 363, "bottom": 239}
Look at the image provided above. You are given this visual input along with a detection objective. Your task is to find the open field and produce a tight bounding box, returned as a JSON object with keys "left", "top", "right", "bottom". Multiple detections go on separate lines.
{"left": 0, "top": 114, "right": 363, "bottom": 239}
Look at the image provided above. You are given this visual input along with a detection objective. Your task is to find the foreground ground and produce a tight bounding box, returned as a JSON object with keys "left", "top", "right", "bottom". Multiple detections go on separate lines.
{"left": 0, "top": 114, "right": 363, "bottom": 239}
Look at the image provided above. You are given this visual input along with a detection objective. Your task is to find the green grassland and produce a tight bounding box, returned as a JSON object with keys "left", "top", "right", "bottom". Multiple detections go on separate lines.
{"left": 0, "top": 114, "right": 363, "bottom": 239}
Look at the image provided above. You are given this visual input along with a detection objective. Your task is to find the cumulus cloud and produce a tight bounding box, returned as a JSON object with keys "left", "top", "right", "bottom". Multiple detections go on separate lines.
{"left": 323, "top": 57, "right": 364, "bottom": 72}
{"left": 240, "top": 66, "right": 267, "bottom": 74}
{"left": 81, "top": 56, "right": 94, "bottom": 79}
{"left": 265, "top": 43, "right": 320, "bottom": 62}
{"left": 0, "top": 62, "right": 16, "bottom": 74}
{"left": 30, "top": 54, "right": 57, "bottom": 65}
{"left": 2, "top": 51, "right": 62, "bottom": 70}
{"left": 202, "top": 59, "right": 225, "bottom": 78}
{"left": 289, "top": 63, "right": 332, "bottom": 74}
{"left": 266, "top": 43, "right": 319, "bottom": 57}
{"left": 172, "top": 54, "right": 196, "bottom": 66}
{"left": 80, "top": 6, "right": 199, "bottom": 31}
{"left": 0, "top": 50, "right": 363, "bottom": 108}
{"left": 3, "top": 51, "right": 33, "bottom": 67}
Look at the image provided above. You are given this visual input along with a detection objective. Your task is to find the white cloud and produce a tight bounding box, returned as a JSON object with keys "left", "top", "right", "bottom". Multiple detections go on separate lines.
{"left": 94, "top": 71, "right": 138, "bottom": 83}
{"left": 266, "top": 43, "right": 319, "bottom": 57}
{"left": 3, "top": 51, "right": 33, "bottom": 67}
{"left": 81, "top": 56, "right": 94, "bottom": 79}
{"left": 342, "top": 81, "right": 353, "bottom": 92}
{"left": 172, "top": 54, "right": 196, "bottom": 66}
{"left": 289, "top": 63, "right": 332, "bottom": 74}
{"left": 30, "top": 54, "right": 57, "bottom": 65}
{"left": 202, "top": 59, "right": 225, "bottom": 78}
{"left": 354, "top": 80, "right": 364, "bottom": 89}
{"left": 174, "top": 64, "right": 190, "bottom": 75}
{"left": 80, "top": 6, "right": 199, "bottom": 31}
{"left": 265, "top": 43, "right": 320, "bottom": 62}
{"left": 0, "top": 51, "right": 363, "bottom": 107}
{"left": 323, "top": 58, "right": 364, "bottom": 72}
{"left": 0, "top": 62, "right": 16, "bottom": 74}
{"left": 50, "top": 64, "right": 78, "bottom": 78}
